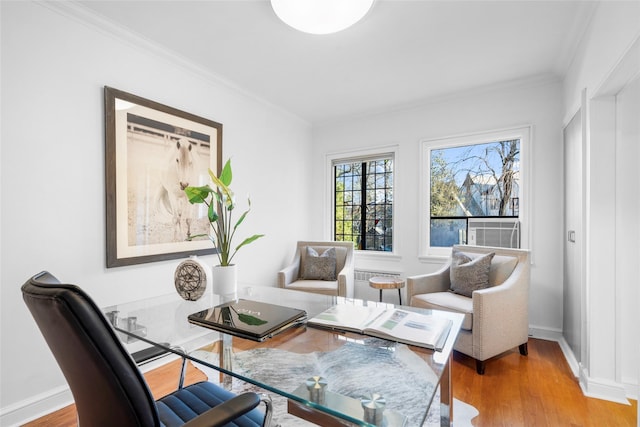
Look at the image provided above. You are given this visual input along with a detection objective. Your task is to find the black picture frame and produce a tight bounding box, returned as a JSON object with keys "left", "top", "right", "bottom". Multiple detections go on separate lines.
{"left": 104, "top": 86, "right": 222, "bottom": 267}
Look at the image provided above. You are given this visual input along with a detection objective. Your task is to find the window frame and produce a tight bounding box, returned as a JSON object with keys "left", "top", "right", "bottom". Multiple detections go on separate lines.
{"left": 419, "top": 126, "right": 531, "bottom": 259}
{"left": 326, "top": 146, "right": 399, "bottom": 256}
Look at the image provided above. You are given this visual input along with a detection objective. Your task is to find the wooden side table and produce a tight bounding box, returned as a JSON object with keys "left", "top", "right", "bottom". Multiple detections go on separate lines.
{"left": 368, "top": 276, "right": 405, "bottom": 305}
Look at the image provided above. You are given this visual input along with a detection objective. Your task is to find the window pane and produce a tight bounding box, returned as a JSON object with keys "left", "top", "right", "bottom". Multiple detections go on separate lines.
{"left": 430, "top": 140, "right": 520, "bottom": 218}
{"left": 430, "top": 218, "right": 467, "bottom": 247}
{"left": 429, "top": 139, "right": 520, "bottom": 248}
{"left": 334, "top": 157, "right": 393, "bottom": 252}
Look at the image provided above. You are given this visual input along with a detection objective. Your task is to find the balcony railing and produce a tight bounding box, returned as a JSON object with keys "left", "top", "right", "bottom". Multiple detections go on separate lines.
{"left": 430, "top": 216, "right": 520, "bottom": 248}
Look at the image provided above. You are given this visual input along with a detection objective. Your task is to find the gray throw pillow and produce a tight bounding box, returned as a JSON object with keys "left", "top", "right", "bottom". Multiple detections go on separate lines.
{"left": 449, "top": 249, "right": 495, "bottom": 297}
{"left": 302, "top": 247, "right": 337, "bottom": 281}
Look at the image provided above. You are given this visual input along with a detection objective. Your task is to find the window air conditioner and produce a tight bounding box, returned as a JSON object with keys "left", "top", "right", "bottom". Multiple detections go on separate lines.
{"left": 468, "top": 218, "right": 520, "bottom": 249}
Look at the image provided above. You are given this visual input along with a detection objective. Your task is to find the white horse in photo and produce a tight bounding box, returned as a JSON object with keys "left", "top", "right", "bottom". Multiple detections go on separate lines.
{"left": 156, "top": 138, "right": 198, "bottom": 242}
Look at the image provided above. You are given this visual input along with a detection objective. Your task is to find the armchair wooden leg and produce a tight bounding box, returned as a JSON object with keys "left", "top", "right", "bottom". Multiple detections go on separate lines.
{"left": 519, "top": 342, "right": 528, "bottom": 356}
{"left": 475, "top": 360, "right": 485, "bottom": 375}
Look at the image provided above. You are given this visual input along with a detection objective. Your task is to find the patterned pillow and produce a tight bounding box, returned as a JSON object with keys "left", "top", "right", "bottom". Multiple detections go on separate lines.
{"left": 302, "top": 247, "right": 337, "bottom": 281}
{"left": 449, "top": 249, "right": 495, "bottom": 297}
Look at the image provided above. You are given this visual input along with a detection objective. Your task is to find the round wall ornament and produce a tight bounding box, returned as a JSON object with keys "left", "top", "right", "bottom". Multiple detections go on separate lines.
{"left": 174, "top": 256, "right": 209, "bottom": 301}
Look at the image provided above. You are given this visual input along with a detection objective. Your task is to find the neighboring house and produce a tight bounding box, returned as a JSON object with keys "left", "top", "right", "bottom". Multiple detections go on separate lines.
{"left": 457, "top": 172, "right": 520, "bottom": 217}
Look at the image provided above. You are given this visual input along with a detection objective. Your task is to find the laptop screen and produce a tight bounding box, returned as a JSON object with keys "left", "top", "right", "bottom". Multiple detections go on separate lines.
{"left": 188, "top": 299, "right": 307, "bottom": 342}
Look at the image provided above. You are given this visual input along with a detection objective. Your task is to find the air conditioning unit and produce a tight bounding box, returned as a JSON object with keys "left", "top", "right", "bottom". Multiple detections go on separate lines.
{"left": 468, "top": 218, "right": 520, "bottom": 248}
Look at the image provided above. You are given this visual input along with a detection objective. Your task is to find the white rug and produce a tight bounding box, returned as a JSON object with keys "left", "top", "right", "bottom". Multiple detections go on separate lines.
{"left": 191, "top": 341, "right": 478, "bottom": 426}
{"left": 437, "top": 399, "right": 479, "bottom": 427}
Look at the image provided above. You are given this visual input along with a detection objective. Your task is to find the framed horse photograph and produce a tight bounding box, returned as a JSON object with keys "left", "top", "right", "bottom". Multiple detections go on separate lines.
{"left": 104, "top": 86, "right": 222, "bottom": 267}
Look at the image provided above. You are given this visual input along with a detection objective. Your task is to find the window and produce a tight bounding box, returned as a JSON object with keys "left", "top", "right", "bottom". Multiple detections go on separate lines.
{"left": 422, "top": 127, "right": 529, "bottom": 255}
{"left": 333, "top": 154, "right": 394, "bottom": 252}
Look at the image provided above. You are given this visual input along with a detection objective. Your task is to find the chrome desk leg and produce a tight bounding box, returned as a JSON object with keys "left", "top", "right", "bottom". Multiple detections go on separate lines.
{"left": 170, "top": 346, "right": 187, "bottom": 389}
{"left": 219, "top": 333, "right": 233, "bottom": 388}
{"left": 440, "top": 351, "right": 453, "bottom": 426}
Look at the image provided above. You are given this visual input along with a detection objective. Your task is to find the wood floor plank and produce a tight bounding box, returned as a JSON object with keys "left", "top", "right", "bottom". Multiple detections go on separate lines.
{"left": 22, "top": 339, "right": 638, "bottom": 426}
{"left": 451, "top": 339, "right": 637, "bottom": 426}
{"left": 21, "top": 359, "right": 207, "bottom": 427}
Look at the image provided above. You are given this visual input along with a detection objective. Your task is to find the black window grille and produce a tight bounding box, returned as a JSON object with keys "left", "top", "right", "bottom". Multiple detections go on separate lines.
{"left": 335, "top": 158, "right": 393, "bottom": 251}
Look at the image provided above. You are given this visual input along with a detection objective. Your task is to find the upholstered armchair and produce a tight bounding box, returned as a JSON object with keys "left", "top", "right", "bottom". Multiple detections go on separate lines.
{"left": 278, "top": 241, "right": 355, "bottom": 298}
{"left": 407, "top": 245, "right": 530, "bottom": 374}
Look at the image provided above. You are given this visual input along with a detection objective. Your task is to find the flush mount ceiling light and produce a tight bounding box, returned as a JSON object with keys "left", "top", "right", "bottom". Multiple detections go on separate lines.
{"left": 271, "top": 0, "right": 374, "bottom": 35}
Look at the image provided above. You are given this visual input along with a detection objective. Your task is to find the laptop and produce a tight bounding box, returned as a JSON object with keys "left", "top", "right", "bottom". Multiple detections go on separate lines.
{"left": 187, "top": 299, "right": 308, "bottom": 342}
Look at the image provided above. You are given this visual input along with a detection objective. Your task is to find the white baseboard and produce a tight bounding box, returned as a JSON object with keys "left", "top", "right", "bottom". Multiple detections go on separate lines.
{"left": 579, "top": 366, "right": 631, "bottom": 405}
{"left": 0, "top": 353, "right": 181, "bottom": 427}
{"left": 528, "top": 325, "right": 563, "bottom": 340}
{"left": 622, "top": 380, "right": 639, "bottom": 401}
{"left": 555, "top": 336, "right": 581, "bottom": 377}
{"left": 529, "top": 326, "right": 634, "bottom": 405}
{"left": 0, "top": 385, "right": 73, "bottom": 427}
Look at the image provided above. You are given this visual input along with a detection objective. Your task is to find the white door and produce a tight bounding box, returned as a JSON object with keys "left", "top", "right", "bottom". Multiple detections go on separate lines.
{"left": 614, "top": 74, "right": 639, "bottom": 395}
{"left": 563, "top": 110, "right": 583, "bottom": 362}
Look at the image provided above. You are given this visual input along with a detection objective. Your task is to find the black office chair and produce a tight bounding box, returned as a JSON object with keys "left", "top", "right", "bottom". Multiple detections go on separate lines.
{"left": 21, "top": 271, "right": 272, "bottom": 427}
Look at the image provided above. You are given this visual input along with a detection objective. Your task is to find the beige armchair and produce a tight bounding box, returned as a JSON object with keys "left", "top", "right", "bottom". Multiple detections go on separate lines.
{"left": 407, "top": 245, "right": 530, "bottom": 374}
{"left": 278, "top": 241, "right": 355, "bottom": 298}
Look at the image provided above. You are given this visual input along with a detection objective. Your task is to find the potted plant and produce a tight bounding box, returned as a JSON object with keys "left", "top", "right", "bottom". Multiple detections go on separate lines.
{"left": 184, "top": 158, "right": 264, "bottom": 295}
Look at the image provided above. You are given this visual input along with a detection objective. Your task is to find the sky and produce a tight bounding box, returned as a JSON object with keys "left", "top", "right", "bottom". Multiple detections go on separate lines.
{"left": 431, "top": 140, "right": 520, "bottom": 186}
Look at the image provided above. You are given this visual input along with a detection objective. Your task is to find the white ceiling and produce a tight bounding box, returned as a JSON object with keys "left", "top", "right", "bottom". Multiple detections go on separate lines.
{"left": 76, "top": 0, "right": 597, "bottom": 124}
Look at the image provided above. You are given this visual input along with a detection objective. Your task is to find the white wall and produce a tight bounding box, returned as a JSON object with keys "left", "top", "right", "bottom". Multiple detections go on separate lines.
{"left": 3, "top": 1, "right": 638, "bottom": 423}
{"left": 561, "top": 1, "right": 640, "bottom": 402}
{"left": 562, "top": 2, "right": 640, "bottom": 121}
{"left": 311, "top": 76, "right": 565, "bottom": 335}
{"left": 0, "top": 1, "right": 312, "bottom": 423}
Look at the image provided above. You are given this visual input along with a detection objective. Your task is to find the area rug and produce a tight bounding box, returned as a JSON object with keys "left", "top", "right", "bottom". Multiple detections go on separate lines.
{"left": 190, "top": 339, "right": 478, "bottom": 426}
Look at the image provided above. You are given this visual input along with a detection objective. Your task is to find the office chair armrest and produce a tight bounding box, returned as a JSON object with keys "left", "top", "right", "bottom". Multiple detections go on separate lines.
{"left": 182, "top": 392, "right": 262, "bottom": 427}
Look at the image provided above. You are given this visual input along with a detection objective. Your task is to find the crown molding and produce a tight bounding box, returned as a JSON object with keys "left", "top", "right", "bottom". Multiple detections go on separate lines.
{"left": 316, "top": 73, "right": 562, "bottom": 129}
{"left": 553, "top": 1, "right": 599, "bottom": 76}
{"left": 35, "top": 1, "right": 309, "bottom": 126}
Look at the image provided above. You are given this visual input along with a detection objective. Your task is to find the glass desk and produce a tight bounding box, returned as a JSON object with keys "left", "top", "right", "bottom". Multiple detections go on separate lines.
{"left": 104, "top": 286, "right": 462, "bottom": 426}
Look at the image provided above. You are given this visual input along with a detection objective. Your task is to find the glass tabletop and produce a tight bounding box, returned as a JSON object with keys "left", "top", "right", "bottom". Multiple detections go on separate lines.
{"left": 104, "top": 285, "right": 462, "bottom": 426}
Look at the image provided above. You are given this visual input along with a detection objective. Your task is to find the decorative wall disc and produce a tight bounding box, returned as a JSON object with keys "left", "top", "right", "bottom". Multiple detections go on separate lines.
{"left": 174, "top": 258, "right": 207, "bottom": 301}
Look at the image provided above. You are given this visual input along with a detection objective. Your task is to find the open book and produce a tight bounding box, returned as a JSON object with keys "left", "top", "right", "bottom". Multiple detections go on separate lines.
{"left": 308, "top": 304, "right": 452, "bottom": 351}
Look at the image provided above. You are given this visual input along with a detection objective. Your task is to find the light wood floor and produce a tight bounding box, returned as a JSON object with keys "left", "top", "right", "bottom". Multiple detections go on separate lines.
{"left": 23, "top": 338, "right": 637, "bottom": 426}
{"left": 451, "top": 339, "right": 637, "bottom": 426}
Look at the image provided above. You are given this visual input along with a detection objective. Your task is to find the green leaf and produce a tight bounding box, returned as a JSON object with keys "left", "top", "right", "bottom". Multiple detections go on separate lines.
{"left": 233, "top": 197, "right": 252, "bottom": 230}
{"left": 235, "top": 234, "right": 265, "bottom": 252}
{"left": 208, "top": 203, "right": 218, "bottom": 223}
{"left": 209, "top": 168, "right": 234, "bottom": 207}
{"left": 219, "top": 158, "right": 232, "bottom": 186}
{"left": 186, "top": 233, "right": 208, "bottom": 241}
{"left": 184, "top": 185, "right": 213, "bottom": 204}
{"left": 223, "top": 194, "right": 235, "bottom": 211}
{"left": 193, "top": 159, "right": 263, "bottom": 265}
{"left": 237, "top": 313, "right": 267, "bottom": 326}
{"left": 234, "top": 210, "right": 249, "bottom": 230}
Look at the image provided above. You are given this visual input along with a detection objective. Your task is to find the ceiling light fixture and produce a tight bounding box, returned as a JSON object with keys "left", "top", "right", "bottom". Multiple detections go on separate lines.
{"left": 271, "top": 0, "right": 374, "bottom": 35}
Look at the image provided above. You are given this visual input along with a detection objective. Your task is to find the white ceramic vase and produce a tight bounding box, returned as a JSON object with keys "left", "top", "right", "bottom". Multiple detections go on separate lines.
{"left": 212, "top": 264, "right": 238, "bottom": 298}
